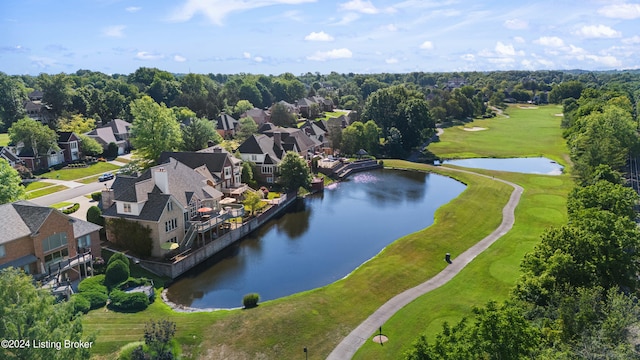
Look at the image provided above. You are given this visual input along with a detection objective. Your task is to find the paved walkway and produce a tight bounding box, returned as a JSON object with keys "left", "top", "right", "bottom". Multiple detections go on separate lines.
{"left": 326, "top": 167, "right": 523, "bottom": 360}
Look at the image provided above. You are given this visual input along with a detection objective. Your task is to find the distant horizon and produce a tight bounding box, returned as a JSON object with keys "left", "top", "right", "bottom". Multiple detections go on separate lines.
{"left": 3, "top": 1, "right": 640, "bottom": 75}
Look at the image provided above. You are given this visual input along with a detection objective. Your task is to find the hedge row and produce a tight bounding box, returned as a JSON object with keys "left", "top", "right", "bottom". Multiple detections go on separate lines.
{"left": 109, "top": 289, "right": 149, "bottom": 312}
{"left": 62, "top": 203, "right": 80, "bottom": 214}
{"left": 77, "top": 274, "right": 107, "bottom": 294}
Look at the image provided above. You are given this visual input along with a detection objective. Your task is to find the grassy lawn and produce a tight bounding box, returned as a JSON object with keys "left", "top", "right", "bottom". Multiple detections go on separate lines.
{"left": 115, "top": 156, "right": 131, "bottom": 163}
{"left": 26, "top": 185, "right": 68, "bottom": 199}
{"left": 40, "top": 162, "right": 120, "bottom": 181}
{"left": 24, "top": 181, "right": 51, "bottom": 192}
{"left": 429, "top": 105, "right": 569, "bottom": 165}
{"left": 322, "top": 110, "right": 348, "bottom": 119}
{"left": 0, "top": 133, "right": 9, "bottom": 146}
{"left": 85, "top": 165, "right": 513, "bottom": 359}
{"left": 354, "top": 164, "right": 572, "bottom": 359}
{"left": 84, "top": 104, "right": 571, "bottom": 359}
{"left": 50, "top": 201, "right": 73, "bottom": 209}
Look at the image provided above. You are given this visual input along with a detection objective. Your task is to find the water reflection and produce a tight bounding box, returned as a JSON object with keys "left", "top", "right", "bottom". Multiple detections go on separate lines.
{"left": 166, "top": 169, "right": 465, "bottom": 308}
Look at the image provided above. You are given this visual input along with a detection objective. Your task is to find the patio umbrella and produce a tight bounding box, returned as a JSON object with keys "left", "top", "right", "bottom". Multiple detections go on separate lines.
{"left": 161, "top": 242, "right": 179, "bottom": 250}
{"left": 197, "top": 207, "right": 213, "bottom": 213}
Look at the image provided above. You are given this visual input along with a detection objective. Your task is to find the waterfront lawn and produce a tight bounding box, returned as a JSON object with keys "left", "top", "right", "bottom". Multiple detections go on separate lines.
{"left": 40, "top": 162, "right": 120, "bottom": 181}
{"left": 354, "top": 163, "right": 572, "bottom": 359}
{"left": 26, "top": 185, "right": 68, "bottom": 199}
{"left": 0, "top": 133, "right": 9, "bottom": 146}
{"left": 429, "top": 105, "right": 569, "bottom": 165}
{"left": 84, "top": 161, "right": 515, "bottom": 359}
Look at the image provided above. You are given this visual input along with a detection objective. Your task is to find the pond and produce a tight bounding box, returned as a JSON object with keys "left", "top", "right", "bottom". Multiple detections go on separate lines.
{"left": 165, "top": 169, "right": 466, "bottom": 309}
{"left": 441, "top": 157, "right": 563, "bottom": 175}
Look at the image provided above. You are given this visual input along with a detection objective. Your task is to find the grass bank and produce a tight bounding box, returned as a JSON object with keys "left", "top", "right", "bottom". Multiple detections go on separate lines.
{"left": 0, "top": 133, "right": 9, "bottom": 146}
{"left": 40, "top": 162, "right": 119, "bottom": 181}
{"left": 26, "top": 184, "right": 68, "bottom": 199}
{"left": 429, "top": 105, "right": 569, "bottom": 165}
{"left": 355, "top": 163, "right": 572, "bottom": 359}
{"left": 85, "top": 163, "right": 512, "bottom": 359}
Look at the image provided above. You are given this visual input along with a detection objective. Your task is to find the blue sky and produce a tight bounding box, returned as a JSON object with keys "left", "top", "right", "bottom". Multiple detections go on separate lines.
{"left": 2, "top": 0, "right": 640, "bottom": 75}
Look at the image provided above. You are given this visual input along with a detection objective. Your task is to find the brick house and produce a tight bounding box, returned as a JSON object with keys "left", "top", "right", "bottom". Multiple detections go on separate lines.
{"left": 0, "top": 201, "right": 102, "bottom": 280}
{"left": 57, "top": 131, "right": 81, "bottom": 162}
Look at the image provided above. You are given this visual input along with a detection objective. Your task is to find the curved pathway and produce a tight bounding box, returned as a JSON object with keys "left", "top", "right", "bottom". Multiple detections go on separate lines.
{"left": 327, "top": 167, "right": 523, "bottom": 360}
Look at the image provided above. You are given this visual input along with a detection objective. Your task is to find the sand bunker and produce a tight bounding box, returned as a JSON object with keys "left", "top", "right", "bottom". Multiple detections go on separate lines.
{"left": 463, "top": 126, "right": 487, "bottom": 131}
{"left": 554, "top": 113, "right": 564, "bottom": 117}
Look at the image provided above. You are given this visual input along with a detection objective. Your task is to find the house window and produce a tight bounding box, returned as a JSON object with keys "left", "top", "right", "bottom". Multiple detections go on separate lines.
{"left": 42, "top": 233, "right": 68, "bottom": 252}
{"left": 70, "top": 142, "right": 77, "bottom": 149}
{"left": 267, "top": 177, "right": 273, "bottom": 183}
{"left": 262, "top": 166, "right": 273, "bottom": 174}
{"left": 44, "top": 248, "right": 69, "bottom": 270}
{"left": 77, "top": 234, "right": 91, "bottom": 249}
{"left": 0, "top": 244, "right": 5, "bottom": 258}
{"left": 224, "top": 167, "right": 231, "bottom": 178}
{"left": 165, "top": 218, "right": 178, "bottom": 232}
{"left": 124, "top": 203, "right": 131, "bottom": 213}
{"left": 251, "top": 154, "right": 257, "bottom": 161}
{"left": 167, "top": 201, "right": 173, "bottom": 212}
{"left": 169, "top": 237, "right": 178, "bottom": 243}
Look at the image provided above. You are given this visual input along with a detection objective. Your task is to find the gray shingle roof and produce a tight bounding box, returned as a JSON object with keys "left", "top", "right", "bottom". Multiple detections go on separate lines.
{"left": 159, "top": 151, "right": 230, "bottom": 175}
{"left": 216, "top": 113, "right": 238, "bottom": 131}
{"left": 72, "top": 218, "right": 103, "bottom": 238}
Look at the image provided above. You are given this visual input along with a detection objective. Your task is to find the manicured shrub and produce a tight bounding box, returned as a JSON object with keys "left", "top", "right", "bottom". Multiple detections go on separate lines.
{"left": 62, "top": 203, "right": 80, "bottom": 214}
{"left": 91, "top": 192, "right": 102, "bottom": 202}
{"left": 105, "top": 259, "right": 130, "bottom": 287}
{"left": 243, "top": 293, "right": 260, "bottom": 309}
{"left": 116, "top": 341, "right": 145, "bottom": 360}
{"left": 77, "top": 274, "right": 107, "bottom": 294}
{"left": 70, "top": 294, "right": 91, "bottom": 314}
{"left": 107, "top": 252, "right": 130, "bottom": 268}
{"left": 81, "top": 290, "right": 108, "bottom": 309}
{"left": 86, "top": 206, "right": 104, "bottom": 226}
{"left": 109, "top": 289, "right": 149, "bottom": 312}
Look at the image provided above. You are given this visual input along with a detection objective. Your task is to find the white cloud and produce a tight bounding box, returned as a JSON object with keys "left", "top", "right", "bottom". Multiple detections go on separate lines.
{"left": 332, "top": 13, "right": 360, "bottom": 25}
{"left": 304, "top": 31, "right": 334, "bottom": 41}
{"left": 126, "top": 6, "right": 142, "bottom": 13}
{"left": 339, "top": 0, "right": 378, "bottom": 14}
{"left": 495, "top": 42, "right": 523, "bottom": 57}
{"left": 253, "top": 56, "right": 263, "bottom": 62}
{"left": 514, "top": 36, "right": 525, "bottom": 44}
{"left": 307, "top": 48, "right": 352, "bottom": 61}
{"left": 622, "top": 35, "right": 640, "bottom": 44}
{"left": 567, "top": 45, "right": 587, "bottom": 56}
{"left": 385, "top": 57, "right": 398, "bottom": 64}
{"left": 29, "top": 56, "right": 59, "bottom": 69}
{"left": 419, "top": 41, "right": 433, "bottom": 50}
{"left": 598, "top": 3, "right": 640, "bottom": 19}
{"left": 174, "top": 55, "right": 187, "bottom": 62}
{"left": 170, "top": 0, "right": 316, "bottom": 25}
{"left": 135, "top": 51, "right": 164, "bottom": 60}
{"left": 504, "top": 19, "right": 528, "bottom": 30}
{"left": 586, "top": 54, "right": 621, "bottom": 67}
{"left": 574, "top": 25, "right": 621, "bottom": 38}
{"left": 488, "top": 57, "right": 515, "bottom": 64}
{"left": 537, "top": 58, "right": 554, "bottom": 67}
{"left": 461, "top": 54, "right": 475, "bottom": 61}
{"left": 103, "top": 25, "right": 126, "bottom": 38}
{"left": 383, "top": 24, "right": 398, "bottom": 32}
{"left": 534, "top": 36, "right": 564, "bottom": 47}
{"left": 243, "top": 52, "right": 251, "bottom": 58}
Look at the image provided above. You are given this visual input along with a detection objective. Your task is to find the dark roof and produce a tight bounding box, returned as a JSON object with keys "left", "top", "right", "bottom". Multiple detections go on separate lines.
{"left": 103, "top": 193, "right": 171, "bottom": 222}
{"left": 237, "top": 134, "right": 284, "bottom": 163}
{"left": 217, "top": 113, "right": 238, "bottom": 131}
{"left": 159, "top": 151, "right": 231, "bottom": 175}
{"left": 111, "top": 176, "right": 140, "bottom": 202}
{"left": 57, "top": 131, "right": 77, "bottom": 143}
{"left": 0, "top": 147, "right": 22, "bottom": 164}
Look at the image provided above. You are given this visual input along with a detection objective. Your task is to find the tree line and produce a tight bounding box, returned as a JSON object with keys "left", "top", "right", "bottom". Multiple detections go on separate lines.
{"left": 405, "top": 83, "right": 640, "bottom": 359}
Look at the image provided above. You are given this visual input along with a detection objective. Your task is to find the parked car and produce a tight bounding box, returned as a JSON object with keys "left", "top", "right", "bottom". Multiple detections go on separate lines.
{"left": 98, "top": 172, "right": 115, "bottom": 182}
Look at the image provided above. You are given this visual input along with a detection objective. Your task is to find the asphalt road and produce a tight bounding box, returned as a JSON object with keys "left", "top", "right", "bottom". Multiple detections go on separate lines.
{"left": 30, "top": 179, "right": 115, "bottom": 206}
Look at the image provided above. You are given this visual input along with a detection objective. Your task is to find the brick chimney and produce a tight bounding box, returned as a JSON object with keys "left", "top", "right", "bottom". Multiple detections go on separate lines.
{"left": 101, "top": 187, "right": 115, "bottom": 209}
{"left": 274, "top": 132, "right": 282, "bottom": 148}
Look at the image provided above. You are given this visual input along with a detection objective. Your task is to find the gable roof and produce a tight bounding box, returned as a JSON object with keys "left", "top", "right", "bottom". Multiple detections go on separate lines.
{"left": 0, "top": 201, "right": 100, "bottom": 244}
{"left": 0, "top": 147, "right": 22, "bottom": 164}
{"left": 106, "top": 119, "right": 131, "bottom": 134}
{"left": 57, "top": 131, "right": 78, "bottom": 143}
{"left": 159, "top": 151, "right": 234, "bottom": 176}
{"left": 237, "top": 134, "right": 283, "bottom": 163}
{"left": 216, "top": 113, "right": 238, "bottom": 131}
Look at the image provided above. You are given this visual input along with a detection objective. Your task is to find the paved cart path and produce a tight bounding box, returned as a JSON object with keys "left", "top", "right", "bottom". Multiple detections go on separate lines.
{"left": 327, "top": 167, "right": 523, "bottom": 360}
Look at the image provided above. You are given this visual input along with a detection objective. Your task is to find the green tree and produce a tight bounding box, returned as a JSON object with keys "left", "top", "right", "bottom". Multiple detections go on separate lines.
{"left": 0, "top": 72, "right": 27, "bottom": 131}
{"left": 0, "top": 268, "right": 93, "bottom": 360}
{"left": 86, "top": 205, "right": 104, "bottom": 226}
{"left": 57, "top": 114, "right": 96, "bottom": 134}
{"left": 0, "top": 159, "right": 25, "bottom": 204}
{"left": 567, "top": 180, "right": 638, "bottom": 221}
{"left": 38, "top": 73, "right": 73, "bottom": 118}
{"left": 232, "top": 100, "right": 254, "bottom": 118}
{"left": 235, "top": 116, "right": 258, "bottom": 142}
{"left": 78, "top": 134, "right": 103, "bottom": 157}
{"left": 180, "top": 117, "right": 220, "bottom": 151}
{"left": 130, "top": 96, "right": 182, "bottom": 165}
{"left": 270, "top": 102, "right": 296, "bottom": 127}
{"left": 8, "top": 117, "right": 59, "bottom": 170}
{"left": 241, "top": 161, "right": 254, "bottom": 185}
{"left": 278, "top": 151, "right": 312, "bottom": 191}
{"left": 138, "top": 319, "right": 177, "bottom": 360}
{"left": 243, "top": 190, "right": 262, "bottom": 216}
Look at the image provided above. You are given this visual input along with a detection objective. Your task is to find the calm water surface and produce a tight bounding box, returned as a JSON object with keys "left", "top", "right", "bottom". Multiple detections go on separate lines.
{"left": 166, "top": 169, "right": 465, "bottom": 308}
{"left": 443, "top": 157, "right": 563, "bottom": 175}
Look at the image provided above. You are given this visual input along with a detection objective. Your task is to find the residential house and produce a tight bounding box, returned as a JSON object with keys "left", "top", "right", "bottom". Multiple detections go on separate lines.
{"left": 295, "top": 98, "right": 317, "bottom": 118}
{"left": 216, "top": 113, "right": 239, "bottom": 138}
{"left": 101, "top": 157, "right": 225, "bottom": 257}
{"left": 237, "top": 124, "right": 321, "bottom": 183}
{"left": 17, "top": 144, "right": 64, "bottom": 171}
{"left": 0, "top": 201, "right": 101, "bottom": 279}
{"left": 0, "top": 146, "right": 24, "bottom": 168}
{"left": 272, "top": 100, "right": 298, "bottom": 115}
{"left": 312, "top": 96, "right": 334, "bottom": 112}
{"left": 159, "top": 146, "right": 247, "bottom": 197}
{"left": 240, "top": 108, "right": 270, "bottom": 126}
{"left": 299, "top": 120, "right": 328, "bottom": 148}
{"left": 57, "top": 132, "right": 81, "bottom": 162}
{"left": 23, "top": 90, "right": 53, "bottom": 125}
{"left": 85, "top": 119, "right": 131, "bottom": 155}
